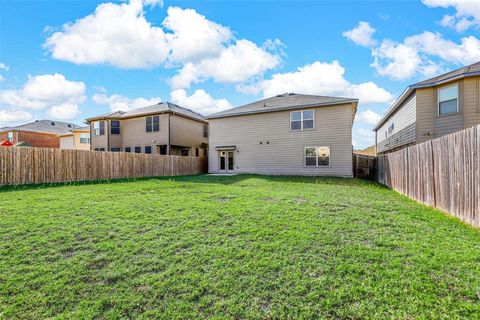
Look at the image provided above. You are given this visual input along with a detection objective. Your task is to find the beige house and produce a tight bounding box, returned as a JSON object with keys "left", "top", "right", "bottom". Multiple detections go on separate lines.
{"left": 59, "top": 126, "right": 91, "bottom": 150}
{"left": 207, "top": 93, "right": 358, "bottom": 176}
{"left": 86, "top": 102, "right": 208, "bottom": 156}
{"left": 375, "top": 62, "right": 480, "bottom": 154}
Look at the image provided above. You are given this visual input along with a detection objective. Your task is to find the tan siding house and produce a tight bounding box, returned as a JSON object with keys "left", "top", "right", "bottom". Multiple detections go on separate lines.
{"left": 59, "top": 126, "right": 90, "bottom": 150}
{"left": 207, "top": 93, "right": 358, "bottom": 177}
{"left": 375, "top": 62, "right": 480, "bottom": 154}
{"left": 86, "top": 102, "right": 207, "bottom": 156}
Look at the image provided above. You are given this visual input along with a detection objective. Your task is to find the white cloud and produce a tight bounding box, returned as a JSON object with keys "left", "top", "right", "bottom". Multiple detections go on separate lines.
{"left": 0, "top": 74, "right": 86, "bottom": 121}
{"left": 343, "top": 21, "right": 377, "bottom": 47}
{"left": 170, "top": 89, "right": 231, "bottom": 115}
{"left": 249, "top": 60, "right": 393, "bottom": 105}
{"left": 357, "top": 109, "right": 381, "bottom": 125}
{"left": 44, "top": 1, "right": 281, "bottom": 87}
{"left": 352, "top": 127, "right": 375, "bottom": 148}
{"left": 44, "top": 0, "right": 169, "bottom": 69}
{"left": 371, "top": 31, "right": 480, "bottom": 80}
{"left": 171, "top": 39, "right": 281, "bottom": 89}
{"left": 92, "top": 93, "right": 161, "bottom": 112}
{"left": 163, "top": 7, "right": 232, "bottom": 63}
{"left": 47, "top": 103, "right": 80, "bottom": 120}
{"left": 0, "top": 109, "right": 33, "bottom": 127}
{"left": 0, "top": 75, "right": 4, "bottom": 82}
{"left": 0, "top": 63, "right": 8, "bottom": 71}
{"left": 422, "top": 0, "right": 480, "bottom": 31}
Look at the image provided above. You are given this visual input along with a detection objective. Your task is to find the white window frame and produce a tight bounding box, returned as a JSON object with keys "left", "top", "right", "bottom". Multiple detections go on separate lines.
{"left": 437, "top": 83, "right": 459, "bottom": 116}
{"left": 304, "top": 146, "right": 330, "bottom": 167}
{"left": 79, "top": 133, "right": 90, "bottom": 144}
{"left": 93, "top": 121, "right": 105, "bottom": 136}
{"left": 290, "top": 109, "right": 315, "bottom": 131}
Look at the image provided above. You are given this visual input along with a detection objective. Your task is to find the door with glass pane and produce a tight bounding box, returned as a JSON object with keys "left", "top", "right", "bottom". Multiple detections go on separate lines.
{"left": 219, "top": 151, "right": 234, "bottom": 173}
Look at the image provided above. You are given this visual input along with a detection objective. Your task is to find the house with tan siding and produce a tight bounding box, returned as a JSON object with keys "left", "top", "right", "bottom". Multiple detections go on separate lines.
{"left": 59, "top": 126, "right": 91, "bottom": 150}
{"left": 375, "top": 62, "right": 480, "bottom": 154}
{"left": 207, "top": 93, "right": 358, "bottom": 177}
{"left": 86, "top": 102, "right": 208, "bottom": 156}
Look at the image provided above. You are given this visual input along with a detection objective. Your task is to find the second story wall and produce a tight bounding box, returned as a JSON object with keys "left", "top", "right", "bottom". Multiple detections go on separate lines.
{"left": 169, "top": 114, "right": 207, "bottom": 148}
{"left": 376, "top": 93, "right": 416, "bottom": 153}
{"left": 121, "top": 114, "right": 169, "bottom": 150}
{"left": 90, "top": 120, "right": 108, "bottom": 150}
{"left": 464, "top": 77, "right": 480, "bottom": 128}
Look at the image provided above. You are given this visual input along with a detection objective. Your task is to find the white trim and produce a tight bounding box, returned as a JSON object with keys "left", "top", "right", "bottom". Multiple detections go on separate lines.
{"left": 304, "top": 146, "right": 331, "bottom": 167}
{"left": 437, "top": 83, "right": 459, "bottom": 116}
{"left": 290, "top": 109, "right": 315, "bottom": 131}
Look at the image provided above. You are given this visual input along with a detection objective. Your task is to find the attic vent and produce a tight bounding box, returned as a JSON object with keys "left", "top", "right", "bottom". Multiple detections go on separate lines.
{"left": 51, "top": 121, "right": 56, "bottom": 126}
{"left": 67, "top": 124, "right": 72, "bottom": 128}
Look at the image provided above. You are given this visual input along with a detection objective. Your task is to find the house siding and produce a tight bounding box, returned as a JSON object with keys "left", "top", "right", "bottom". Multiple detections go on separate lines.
{"left": 60, "top": 135, "right": 74, "bottom": 149}
{"left": 376, "top": 92, "right": 416, "bottom": 154}
{"left": 120, "top": 114, "right": 169, "bottom": 151}
{"left": 208, "top": 104, "right": 354, "bottom": 176}
{"left": 90, "top": 121, "right": 108, "bottom": 150}
{"left": 169, "top": 114, "right": 207, "bottom": 147}
{"left": 464, "top": 77, "right": 480, "bottom": 128}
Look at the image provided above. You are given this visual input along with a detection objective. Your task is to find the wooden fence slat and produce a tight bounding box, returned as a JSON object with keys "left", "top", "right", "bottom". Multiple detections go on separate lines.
{"left": 377, "top": 124, "right": 480, "bottom": 228}
{"left": 0, "top": 147, "right": 207, "bottom": 187}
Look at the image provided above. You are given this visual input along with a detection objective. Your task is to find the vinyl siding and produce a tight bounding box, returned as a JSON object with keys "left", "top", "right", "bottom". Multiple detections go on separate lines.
{"left": 60, "top": 135, "right": 74, "bottom": 149}
{"left": 73, "top": 131, "right": 90, "bottom": 150}
{"left": 90, "top": 121, "right": 108, "bottom": 150}
{"left": 376, "top": 92, "right": 416, "bottom": 153}
{"left": 169, "top": 115, "right": 208, "bottom": 147}
{"left": 464, "top": 77, "right": 480, "bottom": 128}
{"left": 120, "top": 114, "right": 169, "bottom": 150}
{"left": 208, "top": 104, "right": 354, "bottom": 176}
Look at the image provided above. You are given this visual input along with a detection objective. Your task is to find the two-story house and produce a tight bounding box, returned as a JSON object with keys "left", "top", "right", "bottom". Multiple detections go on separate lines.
{"left": 86, "top": 102, "right": 208, "bottom": 156}
{"left": 207, "top": 93, "right": 358, "bottom": 176}
{"left": 375, "top": 62, "right": 480, "bottom": 154}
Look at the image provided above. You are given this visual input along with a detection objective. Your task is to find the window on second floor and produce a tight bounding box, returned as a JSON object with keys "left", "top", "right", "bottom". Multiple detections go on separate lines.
{"left": 110, "top": 120, "right": 120, "bottom": 135}
{"left": 203, "top": 124, "right": 208, "bottom": 138}
{"left": 438, "top": 84, "right": 458, "bottom": 115}
{"left": 7, "top": 132, "right": 14, "bottom": 142}
{"left": 146, "top": 116, "right": 160, "bottom": 132}
{"left": 291, "top": 110, "right": 314, "bottom": 131}
{"left": 93, "top": 121, "right": 105, "bottom": 136}
{"left": 79, "top": 133, "right": 90, "bottom": 144}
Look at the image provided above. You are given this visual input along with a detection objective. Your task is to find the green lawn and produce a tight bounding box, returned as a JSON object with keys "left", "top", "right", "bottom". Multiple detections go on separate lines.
{"left": 0, "top": 175, "right": 479, "bottom": 319}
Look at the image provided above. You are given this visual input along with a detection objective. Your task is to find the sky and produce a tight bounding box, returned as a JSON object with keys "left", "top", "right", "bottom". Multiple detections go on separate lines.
{"left": 0, "top": 0, "right": 479, "bottom": 148}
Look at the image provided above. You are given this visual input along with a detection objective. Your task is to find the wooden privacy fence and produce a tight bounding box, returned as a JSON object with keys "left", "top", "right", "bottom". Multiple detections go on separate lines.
{"left": 377, "top": 125, "right": 479, "bottom": 228}
{"left": 0, "top": 147, "right": 207, "bottom": 186}
{"left": 353, "top": 154, "right": 376, "bottom": 180}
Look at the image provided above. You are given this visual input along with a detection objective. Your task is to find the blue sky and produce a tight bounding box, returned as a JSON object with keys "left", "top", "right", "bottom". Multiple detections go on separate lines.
{"left": 1, "top": 0, "right": 479, "bottom": 148}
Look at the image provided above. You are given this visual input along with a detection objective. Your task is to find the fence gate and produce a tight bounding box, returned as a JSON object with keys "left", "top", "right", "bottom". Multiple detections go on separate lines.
{"left": 353, "top": 154, "right": 376, "bottom": 180}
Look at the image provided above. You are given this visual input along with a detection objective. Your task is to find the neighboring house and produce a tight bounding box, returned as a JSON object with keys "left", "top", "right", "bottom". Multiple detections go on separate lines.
{"left": 86, "top": 102, "right": 208, "bottom": 156}
{"left": 0, "top": 120, "right": 81, "bottom": 148}
{"left": 375, "top": 62, "right": 480, "bottom": 154}
{"left": 206, "top": 93, "right": 358, "bottom": 176}
{"left": 59, "top": 126, "right": 91, "bottom": 150}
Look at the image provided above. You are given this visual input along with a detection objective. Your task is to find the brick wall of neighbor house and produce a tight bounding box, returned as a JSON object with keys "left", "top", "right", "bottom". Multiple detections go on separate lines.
{"left": 0, "top": 132, "right": 12, "bottom": 143}
{"left": 17, "top": 131, "right": 60, "bottom": 148}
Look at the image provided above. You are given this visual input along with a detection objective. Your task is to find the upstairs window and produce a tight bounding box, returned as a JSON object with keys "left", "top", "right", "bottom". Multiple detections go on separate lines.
{"left": 94, "top": 121, "right": 105, "bottom": 136}
{"left": 203, "top": 125, "right": 209, "bottom": 138}
{"left": 110, "top": 120, "right": 120, "bottom": 135}
{"left": 305, "top": 146, "right": 330, "bottom": 167}
{"left": 79, "top": 133, "right": 90, "bottom": 144}
{"left": 291, "top": 110, "right": 314, "bottom": 130}
{"left": 438, "top": 84, "right": 458, "bottom": 115}
{"left": 7, "top": 132, "right": 13, "bottom": 142}
{"left": 146, "top": 116, "right": 160, "bottom": 132}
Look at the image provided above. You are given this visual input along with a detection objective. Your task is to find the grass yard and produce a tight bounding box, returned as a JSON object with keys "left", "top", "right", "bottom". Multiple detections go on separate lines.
{"left": 0, "top": 175, "right": 479, "bottom": 319}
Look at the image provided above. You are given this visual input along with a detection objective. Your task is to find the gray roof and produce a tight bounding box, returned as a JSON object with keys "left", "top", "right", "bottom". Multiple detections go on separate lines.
{"left": 374, "top": 61, "right": 480, "bottom": 130}
{"left": 0, "top": 120, "right": 81, "bottom": 135}
{"left": 86, "top": 102, "right": 206, "bottom": 122}
{"left": 207, "top": 93, "right": 358, "bottom": 119}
